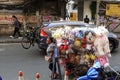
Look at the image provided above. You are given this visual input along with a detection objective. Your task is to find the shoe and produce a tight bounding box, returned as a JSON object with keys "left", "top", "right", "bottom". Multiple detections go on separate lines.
{"left": 18, "top": 37, "right": 22, "bottom": 39}
{"left": 10, "top": 36, "right": 14, "bottom": 38}
{"left": 32, "top": 44, "right": 34, "bottom": 46}
{"left": 50, "top": 73, "right": 59, "bottom": 79}
{"left": 53, "top": 73, "right": 59, "bottom": 79}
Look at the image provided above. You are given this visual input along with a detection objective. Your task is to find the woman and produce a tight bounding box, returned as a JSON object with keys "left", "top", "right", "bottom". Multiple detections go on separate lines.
{"left": 10, "top": 15, "right": 22, "bottom": 38}
{"left": 46, "top": 37, "right": 58, "bottom": 79}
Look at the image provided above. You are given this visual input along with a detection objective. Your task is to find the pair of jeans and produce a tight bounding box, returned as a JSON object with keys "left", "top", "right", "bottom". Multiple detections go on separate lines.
{"left": 13, "top": 27, "right": 21, "bottom": 37}
{"left": 49, "top": 62, "right": 56, "bottom": 73}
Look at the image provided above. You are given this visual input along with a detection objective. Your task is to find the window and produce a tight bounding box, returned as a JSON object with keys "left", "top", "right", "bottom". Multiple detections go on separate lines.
{"left": 73, "top": 4, "right": 78, "bottom": 10}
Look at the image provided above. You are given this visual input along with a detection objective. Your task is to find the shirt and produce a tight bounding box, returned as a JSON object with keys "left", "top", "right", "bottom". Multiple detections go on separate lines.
{"left": 84, "top": 18, "right": 89, "bottom": 23}
{"left": 46, "top": 43, "right": 56, "bottom": 57}
{"left": 13, "top": 20, "right": 21, "bottom": 28}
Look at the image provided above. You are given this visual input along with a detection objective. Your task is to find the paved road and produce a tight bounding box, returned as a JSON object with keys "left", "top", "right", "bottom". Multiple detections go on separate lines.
{"left": 0, "top": 43, "right": 54, "bottom": 80}
{"left": 0, "top": 42, "right": 119, "bottom": 80}
{"left": 109, "top": 42, "right": 120, "bottom": 67}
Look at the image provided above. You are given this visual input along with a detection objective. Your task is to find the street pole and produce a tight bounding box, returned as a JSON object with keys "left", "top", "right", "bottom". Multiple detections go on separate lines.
{"left": 36, "top": 10, "right": 40, "bottom": 27}
{"left": 96, "top": 0, "right": 100, "bottom": 27}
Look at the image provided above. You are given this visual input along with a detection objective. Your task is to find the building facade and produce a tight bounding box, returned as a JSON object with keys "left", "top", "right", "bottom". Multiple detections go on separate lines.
{"left": 0, "top": 0, "right": 65, "bottom": 35}
{"left": 0, "top": 0, "right": 120, "bottom": 35}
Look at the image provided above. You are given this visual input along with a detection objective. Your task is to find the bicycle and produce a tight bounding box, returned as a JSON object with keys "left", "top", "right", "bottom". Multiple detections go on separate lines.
{"left": 21, "top": 26, "right": 41, "bottom": 49}
{"left": 21, "top": 25, "right": 48, "bottom": 52}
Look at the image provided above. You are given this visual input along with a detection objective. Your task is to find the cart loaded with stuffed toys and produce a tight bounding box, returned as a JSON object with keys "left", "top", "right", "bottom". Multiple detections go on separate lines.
{"left": 44, "top": 24, "right": 117, "bottom": 78}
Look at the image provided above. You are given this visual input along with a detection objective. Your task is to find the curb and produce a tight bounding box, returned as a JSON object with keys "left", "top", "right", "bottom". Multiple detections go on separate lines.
{"left": 0, "top": 36, "right": 23, "bottom": 43}
{"left": 0, "top": 40, "right": 22, "bottom": 43}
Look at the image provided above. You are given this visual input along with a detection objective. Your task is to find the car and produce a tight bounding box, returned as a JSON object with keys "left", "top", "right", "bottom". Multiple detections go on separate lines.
{"left": 40, "top": 21, "right": 119, "bottom": 52}
{"left": 108, "top": 32, "right": 119, "bottom": 52}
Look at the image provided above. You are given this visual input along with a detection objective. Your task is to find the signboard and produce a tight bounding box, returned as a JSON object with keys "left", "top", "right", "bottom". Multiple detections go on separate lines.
{"left": 106, "top": 4, "right": 120, "bottom": 17}
{"left": 43, "top": 14, "right": 51, "bottom": 22}
{"left": 70, "top": 12, "right": 77, "bottom": 21}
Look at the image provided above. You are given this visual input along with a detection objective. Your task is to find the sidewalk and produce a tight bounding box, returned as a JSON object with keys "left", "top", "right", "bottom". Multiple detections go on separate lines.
{"left": 0, "top": 36, "right": 22, "bottom": 43}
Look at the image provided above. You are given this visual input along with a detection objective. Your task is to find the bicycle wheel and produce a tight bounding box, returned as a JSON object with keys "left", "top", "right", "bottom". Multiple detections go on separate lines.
{"left": 115, "top": 75, "right": 120, "bottom": 80}
{"left": 74, "top": 64, "right": 89, "bottom": 77}
{"left": 21, "top": 36, "right": 31, "bottom": 49}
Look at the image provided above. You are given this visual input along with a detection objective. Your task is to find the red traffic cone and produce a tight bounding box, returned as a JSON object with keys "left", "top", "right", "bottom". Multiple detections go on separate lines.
{"left": 18, "top": 70, "right": 23, "bottom": 80}
{"left": 64, "top": 71, "right": 69, "bottom": 80}
{"left": 36, "top": 73, "right": 40, "bottom": 80}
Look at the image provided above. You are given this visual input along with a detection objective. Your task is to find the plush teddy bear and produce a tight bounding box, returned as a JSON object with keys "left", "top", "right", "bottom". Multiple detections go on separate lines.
{"left": 93, "top": 26, "right": 111, "bottom": 67}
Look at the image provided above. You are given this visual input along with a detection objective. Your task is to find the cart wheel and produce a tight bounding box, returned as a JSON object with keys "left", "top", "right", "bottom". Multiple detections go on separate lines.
{"left": 74, "top": 64, "right": 89, "bottom": 77}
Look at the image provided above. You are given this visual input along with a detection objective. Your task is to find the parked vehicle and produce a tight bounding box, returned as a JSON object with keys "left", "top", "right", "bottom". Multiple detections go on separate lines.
{"left": 42, "top": 21, "right": 119, "bottom": 52}
{"left": 108, "top": 32, "right": 119, "bottom": 52}
{"left": 21, "top": 26, "right": 48, "bottom": 52}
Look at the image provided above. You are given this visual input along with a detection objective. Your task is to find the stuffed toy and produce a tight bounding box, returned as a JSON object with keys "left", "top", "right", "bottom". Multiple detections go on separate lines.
{"left": 66, "top": 44, "right": 75, "bottom": 64}
{"left": 76, "top": 30, "right": 83, "bottom": 39}
{"left": 52, "top": 29, "right": 62, "bottom": 39}
{"left": 59, "top": 38, "right": 69, "bottom": 54}
{"left": 84, "top": 30, "right": 96, "bottom": 65}
{"left": 94, "top": 26, "right": 111, "bottom": 67}
{"left": 74, "top": 38, "right": 81, "bottom": 47}
{"left": 97, "top": 26, "right": 111, "bottom": 57}
{"left": 81, "top": 36, "right": 87, "bottom": 49}
{"left": 85, "top": 30, "right": 96, "bottom": 50}
{"left": 73, "top": 38, "right": 82, "bottom": 52}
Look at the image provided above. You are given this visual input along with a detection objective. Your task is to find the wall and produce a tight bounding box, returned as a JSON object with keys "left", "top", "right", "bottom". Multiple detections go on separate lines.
{"left": 0, "top": 0, "right": 61, "bottom": 35}
{"left": 0, "top": 0, "right": 24, "bottom": 4}
{"left": 78, "top": 0, "right": 84, "bottom": 21}
{"left": 83, "top": 0, "right": 92, "bottom": 21}
{"left": 0, "top": 13, "right": 59, "bottom": 35}
{"left": 0, "top": 13, "right": 38, "bottom": 35}
{"left": 0, "top": 0, "right": 23, "bottom": 35}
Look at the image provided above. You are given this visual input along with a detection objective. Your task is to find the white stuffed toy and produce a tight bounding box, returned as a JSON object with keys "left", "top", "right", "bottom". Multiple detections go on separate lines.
{"left": 94, "top": 26, "right": 111, "bottom": 67}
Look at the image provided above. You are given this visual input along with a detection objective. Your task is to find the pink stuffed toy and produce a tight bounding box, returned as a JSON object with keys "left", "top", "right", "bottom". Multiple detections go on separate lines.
{"left": 94, "top": 26, "right": 111, "bottom": 67}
